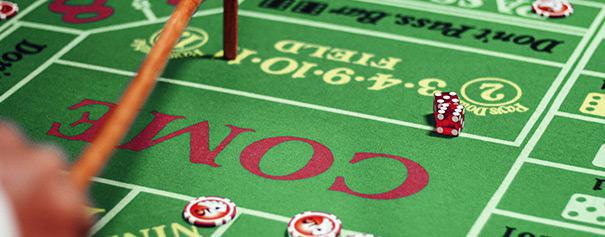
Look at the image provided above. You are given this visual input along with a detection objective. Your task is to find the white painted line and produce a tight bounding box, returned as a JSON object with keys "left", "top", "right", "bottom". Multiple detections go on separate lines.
{"left": 468, "top": 9, "right": 605, "bottom": 237}
{"left": 574, "top": 0, "right": 605, "bottom": 8}
{"left": 526, "top": 158, "right": 605, "bottom": 177}
{"left": 493, "top": 209, "right": 605, "bottom": 236}
{"left": 512, "top": 10, "right": 605, "bottom": 146}
{"left": 0, "top": 23, "right": 20, "bottom": 41}
{"left": 356, "top": 0, "right": 586, "bottom": 36}
{"left": 159, "top": 78, "right": 455, "bottom": 138}
{"left": 140, "top": 2, "right": 157, "bottom": 21}
{"left": 19, "top": 21, "right": 84, "bottom": 35}
{"left": 142, "top": 8, "right": 157, "bottom": 21}
{"left": 54, "top": 59, "right": 518, "bottom": 147}
{"left": 237, "top": 208, "right": 290, "bottom": 223}
{"left": 582, "top": 70, "right": 605, "bottom": 79}
{"left": 86, "top": 6, "right": 563, "bottom": 69}
{"left": 92, "top": 177, "right": 364, "bottom": 233}
{"left": 239, "top": 10, "right": 564, "bottom": 68}
{"left": 460, "top": 133, "right": 517, "bottom": 147}
{"left": 192, "top": 7, "right": 223, "bottom": 17}
{"left": 55, "top": 59, "right": 136, "bottom": 77}
{"left": 210, "top": 212, "right": 241, "bottom": 237}
{"left": 595, "top": 144, "right": 605, "bottom": 168}
{"left": 93, "top": 177, "right": 194, "bottom": 201}
{"left": 340, "top": 229, "right": 368, "bottom": 236}
{"left": 0, "top": 0, "right": 47, "bottom": 33}
{"left": 239, "top": 207, "right": 385, "bottom": 236}
{"left": 88, "top": 8, "right": 224, "bottom": 34}
{"left": 132, "top": 0, "right": 156, "bottom": 20}
{"left": 89, "top": 189, "right": 140, "bottom": 235}
{"left": 0, "top": 33, "right": 89, "bottom": 103}
{"left": 556, "top": 111, "right": 605, "bottom": 125}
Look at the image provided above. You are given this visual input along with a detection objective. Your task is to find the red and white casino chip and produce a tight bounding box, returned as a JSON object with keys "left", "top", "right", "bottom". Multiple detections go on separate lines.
{"left": 532, "top": 0, "right": 574, "bottom": 18}
{"left": 183, "top": 196, "right": 237, "bottom": 227}
{"left": 0, "top": 1, "right": 18, "bottom": 20}
{"left": 288, "top": 211, "right": 342, "bottom": 237}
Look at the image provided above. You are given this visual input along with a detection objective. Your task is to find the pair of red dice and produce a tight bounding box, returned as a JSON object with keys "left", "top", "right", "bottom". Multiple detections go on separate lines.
{"left": 433, "top": 92, "right": 465, "bottom": 137}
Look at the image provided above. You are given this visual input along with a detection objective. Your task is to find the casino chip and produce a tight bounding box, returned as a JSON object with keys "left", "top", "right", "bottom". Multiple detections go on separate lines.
{"left": 288, "top": 211, "right": 342, "bottom": 237}
{"left": 183, "top": 196, "right": 237, "bottom": 227}
{"left": 0, "top": 1, "right": 18, "bottom": 20}
{"left": 532, "top": 0, "right": 573, "bottom": 18}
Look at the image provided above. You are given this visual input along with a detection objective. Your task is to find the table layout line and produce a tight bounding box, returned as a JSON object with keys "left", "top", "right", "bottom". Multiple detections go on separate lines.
{"left": 91, "top": 176, "right": 367, "bottom": 235}
{"left": 19, "top": 21, "right": 84, "bottom": 35}
{"left": 468, "top": 9, "right": 605, "bottom": 236}
{"left": 0, "top": 33, "right": 89, "bottom": 103}
{"left": 583, "top": 69, "right": 605, "bottom": 79}
{"left": 8, "top": 3, "right": 570, "bottom": 72}
{"left": 511, "top": 8, "right": 605, "bottom": 146}
{"left": 493, "top": 209, "right": 605, "bottom": 236}
{"left": 131, "top": 0, "right": 158, "bottom": 21}
{"left": 50, "top": 7, "right": 572, "bottom": 69}
{"left": 556, "top": 111, "right": 605, "bottom": 125}
{"left": 87, "top": 8, "right": 224, "bottom": 34}
{"left": 576, "top": 0, "right": 605, "bottom": 8}
{"left": 209, "top": 212, "right": 241, "bottom": 237}
{"left": 236, "top": 208, "right": 290, "bottom": 223}
{"left": 239, "top": 10, "right": 565, "bottom": 68}
{"left": 2, "top": 5, "right": 580, "bottom": 149}
{"left": 526, "top": 158, "right": 605, "bottom": 178}
{"left": 356, "top": 0, "right": 587, "bottom": 36}
{"left": 0, "top": 0, "right": 584, "bottom": 71}
{"left": 94, "top": 177, "right": 193, "bottom": 202}
{"left": 0, "top": 0, "right": 81, "bottom": 105}
{"left": 141, "top": 7, "right": 157, "bottom": 21}
{"left": 159, "top": 76, "right": 517, "bottom": 146}
{"left": 0, "top": 0, "right": 47, "bottom": 33}
{"left": 0, "top": 1, "right": 601, "bottom": 236}
{"left": 0, "top": 23, "right": 20, "bottom": 41}
{"left": 90, "top": 0, "right": 247, "bottom": 35}
{"left": 89, "top": 189, "right": 141, "bottom": 236}
{"left": 54, "top": 59, "right": 518, "bottom": 147}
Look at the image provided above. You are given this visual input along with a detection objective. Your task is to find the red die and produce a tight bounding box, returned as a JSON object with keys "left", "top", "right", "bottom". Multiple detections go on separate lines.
{"left": 434, "top": 104, "right": 464, "bottom": 128}
{"left": 433, "top": 91, "right": 465, "bottom": 137}
{"left": 435, "top": 126, "right": 461, "bottom": 137}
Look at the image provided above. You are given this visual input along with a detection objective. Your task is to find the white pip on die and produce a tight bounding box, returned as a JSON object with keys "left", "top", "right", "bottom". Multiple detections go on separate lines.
{"left": 433, "top": 91, "right": 460, "bottom": 112}
{"left": 561, "top": 193, "right": 605, "bottom": 226}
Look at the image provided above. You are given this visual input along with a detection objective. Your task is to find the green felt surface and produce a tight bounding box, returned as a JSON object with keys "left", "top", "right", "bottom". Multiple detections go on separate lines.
{"left": 222, "top": 214, "right": 286, "bottom": 236}
{"left": 586, "top": 39, "right": 605, "bottom": 71}
{"left": 481, "top": 214, "right": 599, "bottom": 237}
{"left": 531, "top": 116, "right": 605, "bottom": 169}
{"left": 89, "top": 183, "right": 132, "bottom": 220}
{"left": 1, "top": 0, "right": 605, "bottom": 236}
{"left": 94, "top": 193, "right": 217, "bottom": 237}
{"left": 498, "top": 164, "right": 603, "bottom": 224}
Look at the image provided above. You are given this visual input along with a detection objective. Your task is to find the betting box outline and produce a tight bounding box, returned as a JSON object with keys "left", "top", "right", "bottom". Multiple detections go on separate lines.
{"left": 1, "top": 0, "right": 605, "bottom": 236}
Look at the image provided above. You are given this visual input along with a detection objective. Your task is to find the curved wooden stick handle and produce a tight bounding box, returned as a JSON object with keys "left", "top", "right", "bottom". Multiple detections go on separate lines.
{"left": 69, "top": 0, "right": 203, "bottom": 191}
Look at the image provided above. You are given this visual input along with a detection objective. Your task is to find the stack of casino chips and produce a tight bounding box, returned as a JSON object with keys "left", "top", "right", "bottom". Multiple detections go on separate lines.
{"left": 433, "top": 92, "right": 464, "bottom": 137}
